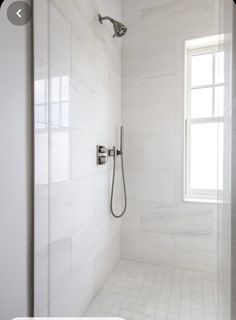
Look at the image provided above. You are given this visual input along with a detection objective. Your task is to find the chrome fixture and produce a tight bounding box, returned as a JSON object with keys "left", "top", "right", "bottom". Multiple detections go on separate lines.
{"left": 96, "top": 127, "right": 127, "bottom": 218}
{"left": 97, "top": 145, "right": 107, "bottom": 165}
{"left": 98, "top": 14, "right": 127, "bottom": 38}
{"left": 109, "top": 126, "right": 127, "bottom": 218}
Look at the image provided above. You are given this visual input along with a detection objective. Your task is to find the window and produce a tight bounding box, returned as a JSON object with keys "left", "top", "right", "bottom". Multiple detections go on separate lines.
{"left": 184, "top": 38, "right": 224, "bottom": 202}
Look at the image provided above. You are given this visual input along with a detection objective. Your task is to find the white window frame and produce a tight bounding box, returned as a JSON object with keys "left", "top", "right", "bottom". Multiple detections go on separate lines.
{"left": 184, "top": 42, "right": 224, "bottom": 202}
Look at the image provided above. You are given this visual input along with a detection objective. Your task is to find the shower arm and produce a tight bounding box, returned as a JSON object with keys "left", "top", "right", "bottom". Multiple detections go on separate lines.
{"left": 98, "top": 15, "right": 115, "bottom": 24}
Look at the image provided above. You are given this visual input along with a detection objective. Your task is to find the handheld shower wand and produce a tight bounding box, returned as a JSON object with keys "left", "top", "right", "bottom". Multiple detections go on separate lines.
{"left": 109, "top": 126, "right": 127, "bottom": 218}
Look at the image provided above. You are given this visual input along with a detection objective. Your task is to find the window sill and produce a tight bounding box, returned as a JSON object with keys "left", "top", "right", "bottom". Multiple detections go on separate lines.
{"left": 183, "top": 197, "right": 222, "bottom": 204}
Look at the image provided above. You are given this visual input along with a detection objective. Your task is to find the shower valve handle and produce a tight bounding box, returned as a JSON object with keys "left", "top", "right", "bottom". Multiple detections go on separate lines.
{"left": 97, "top": 145, "right": 107, "bottom": 165}
{"left": 98, "top": 146, "right": 106, "bottom": 153}
{"left": 98, "top": 156, "right": 106, "bottom": 165}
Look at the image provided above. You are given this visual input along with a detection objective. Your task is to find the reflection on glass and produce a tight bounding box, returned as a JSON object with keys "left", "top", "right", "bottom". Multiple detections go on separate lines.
{"left": 215, "top": 86, "right": 224, "bottom": 117}
{"left": 62, "top": 76, "right": 70, "bottom": 101}
{"left": 215, "top": 52, "right": 224, "bottom": 84}
{"left": 191, "top": 87, "right": 212, "bottom": 118}
{"left": 35, "top": 78, "right": 47, "bottom": 129}
{"left": 51, "top": 103, "right": 60, "bottom": 127}
{"left": 35, "top": 74, "right": 71, "bottom": 184}
{"left": 35, "top": 105, "right": 46, "bottom": 129}
{"left": 35, "top": 79, "right": 46, "bottom": 104}
{"left": 61, "top": 102, "right": 69, "bottom": 127}
{"left": 35, "top": 131, "right": 49, "bottom": 185}
{"left": 51, "top": 130, "right": 70, "bottom": 183}
{"left": 52, "top": 77, "right": 60, "bottom": 102}
{"left": 51, "top": 75, "right": 70, "bottom": 128}
{"left": 191, "top": 54, "right": 213, "bottom": 86}
{"left": 50, "top": 75, "right": 70, "bottom": 183}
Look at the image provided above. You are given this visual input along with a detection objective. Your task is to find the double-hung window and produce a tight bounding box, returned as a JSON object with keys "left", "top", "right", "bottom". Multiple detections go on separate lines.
{"left": 184, "top": 38, "right": 224, "bottom": 202}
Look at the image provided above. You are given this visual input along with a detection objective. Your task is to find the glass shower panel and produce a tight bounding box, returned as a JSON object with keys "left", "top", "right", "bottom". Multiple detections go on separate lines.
{"left": 33, "top": 0, "right": 228, "bottom": 319}
{"left": 217, "top": 1, "right": 233, "bottom": 320}
{"left": 34, "top": 0, "right": 49, "bottom": 316}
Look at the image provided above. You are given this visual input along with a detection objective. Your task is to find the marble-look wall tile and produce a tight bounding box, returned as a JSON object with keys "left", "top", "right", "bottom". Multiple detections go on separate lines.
{"left": 35, "top": 0, "right": 122, "bottom": 316}
{"left": 49, "top": 258, "right": 94, "bottom": 316}
{"left": 141, "top": 0, "right": 217, "bottom": 42}
{"left": 122, "top": 229, "right": 174, "bottom": 266}
{"left": 123, "top": 104, "right": 177, "bottom": 138}
{"left": 140, "top": 203, "right": 214, "bottom": 236}
{"left": 93, "top": 233, "right": 121, "bottom": 293}
{"left": 50, "top": 2, "right": 71, "bottom": 75}
{"left": 141, "top": 73, "right": 182, "bottom": 106}
{"left": 123, "top": 0, "right": 177, "bottom": 14}
{"left": 125, "top": 135, "right": 182, "bottom": 170}
{"left": 174, "top": 235, "right": 217, "bottom": 273}
{"left": 122, "top": 0, "right": 218, "bottom": 274}
{"left": 123, "top": 38, "right": 178, "bottom": 76}
{"left": 69, "top": 83, "right": 95, "bottom": 132}
{"left": 126, "top": 168, "right": 176, "bottom": 203}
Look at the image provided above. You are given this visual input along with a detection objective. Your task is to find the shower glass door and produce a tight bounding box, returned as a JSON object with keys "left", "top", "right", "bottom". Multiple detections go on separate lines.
{"left": 33, "top": 0, "right": 233, "bottom": 319}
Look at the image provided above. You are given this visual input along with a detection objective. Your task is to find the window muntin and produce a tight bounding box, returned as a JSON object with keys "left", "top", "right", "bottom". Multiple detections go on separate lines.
{"left": 185, "top": 44, "right": 224, "bottom": 201}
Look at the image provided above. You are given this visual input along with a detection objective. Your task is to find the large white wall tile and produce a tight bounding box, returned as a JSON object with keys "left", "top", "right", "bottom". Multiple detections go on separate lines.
{"left": 50, "top": 2, "right": 71, "bottom": 75}
{"left": 35, "top": 0, "right": 122, "bottom": 316}
{"left": 174, "top": 235, "right": 217, "bottom": 273}
{"left": 123, "top": 104, "right": 177, "bottom": 138}
{"left": 123, "top": 0, "right": 177, "bottom": 14}
{"left": 126, "top": 169, "right": 176, "bottom": 203}
{"left": 49, "top": 258, "right": 94, "bottom": 316}
{"left": 141, "top": 0, "right": 217, "bottom": 42}
{"left": 140, "top": 203, "right": 214, "bottom": 236}
{"left": 125, "top": 135, "right": 182, "bottom": 170}
{"left": 123, "top": 38, "right": 178, "bottom": 76}
{"left": 122, "top": 229, "right": 174, "bottom": 266}
{"left": 93, "top": 233, "right": 121, "bottom": 294}
{"left": 71, "top": 130, "right": 96, "bottom": 179}
{"left": 122, "top": 0, "right": 218, "bottom": 274}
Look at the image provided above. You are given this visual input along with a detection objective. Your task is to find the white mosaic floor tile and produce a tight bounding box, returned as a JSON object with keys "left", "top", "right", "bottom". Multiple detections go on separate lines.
{"left": 85, "top": 260, "right": 217, "bottom": 320}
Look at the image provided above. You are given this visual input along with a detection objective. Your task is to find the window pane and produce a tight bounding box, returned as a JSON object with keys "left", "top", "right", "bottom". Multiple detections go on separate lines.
{"left": 191, "top": 54, "right": 213, "bottom": 86}
{"left": 215, "top": 52, "right": 224, "bottom": 84}
{"left": 191, "top": 87, "right": 212, "bottom": 118}
{"left": 215, "top": 86, "right": 224, "bottom": 117}
{"left": 190, "top": 122, "right": 223, "bottom": 190}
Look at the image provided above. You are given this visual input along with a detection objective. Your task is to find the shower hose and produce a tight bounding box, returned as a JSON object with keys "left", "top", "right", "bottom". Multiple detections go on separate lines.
{"left": 110, "top": 147, "right": 127, "bottom": 218}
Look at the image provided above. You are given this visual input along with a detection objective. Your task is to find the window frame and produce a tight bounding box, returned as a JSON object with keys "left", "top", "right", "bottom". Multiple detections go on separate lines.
{"left": 184, "top": 43, "right": 224, "bottom": 202}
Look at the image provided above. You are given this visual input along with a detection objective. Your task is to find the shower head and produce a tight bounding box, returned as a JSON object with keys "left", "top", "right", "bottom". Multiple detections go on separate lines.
{"left": 98, "top": 14, "right": 127, "bottom": 38}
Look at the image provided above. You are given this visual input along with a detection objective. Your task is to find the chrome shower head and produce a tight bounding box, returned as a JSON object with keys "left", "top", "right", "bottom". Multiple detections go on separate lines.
{"left": 98, "top": 14, "right": 127, "bottom": 38}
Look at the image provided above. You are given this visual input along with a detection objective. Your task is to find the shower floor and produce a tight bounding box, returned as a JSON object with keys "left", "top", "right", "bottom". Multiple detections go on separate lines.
{"left": 85, "top": 260, "right": 217, "bottom": 320}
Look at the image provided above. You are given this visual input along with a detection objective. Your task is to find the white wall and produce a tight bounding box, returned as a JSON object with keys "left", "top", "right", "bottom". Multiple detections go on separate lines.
{"left": 34, "top": 0, "right": 122, "bottom": 316}
{"left": 0, "top": 0, "right": 32, "bottom": 319}
{"left": 122, "top": 0, "right": 219, "bottom": 274}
